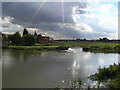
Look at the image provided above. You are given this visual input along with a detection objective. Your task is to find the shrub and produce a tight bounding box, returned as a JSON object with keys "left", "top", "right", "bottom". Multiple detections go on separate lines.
{"left": 21, "top": 34, "right": 36, "bottom": 46}
{"left": 89, "top": 63, "right": 120, "bottom": 88}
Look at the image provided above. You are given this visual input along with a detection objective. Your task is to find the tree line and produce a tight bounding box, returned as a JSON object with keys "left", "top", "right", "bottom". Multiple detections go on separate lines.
{"left": 8, "top": 28, "right": 36, "bottom": 46}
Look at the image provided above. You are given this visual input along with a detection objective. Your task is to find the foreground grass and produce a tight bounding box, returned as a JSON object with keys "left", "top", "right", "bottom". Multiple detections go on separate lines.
{"left": 89, "top": 63, "right": 120, "bottom": 88}
{"left": 7, "top": 41, "right": 120, "bottom": 53}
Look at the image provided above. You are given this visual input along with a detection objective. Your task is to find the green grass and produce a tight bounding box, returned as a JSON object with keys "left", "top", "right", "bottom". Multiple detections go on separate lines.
{"left": 53, "top": 41, "right": 119, "bottom": 53}
{"left": 81, "top": 42, "right": 119, "bottom": 53}
{"left": 7, "top": 41, "right": 120, "bottom": 53}
{"left": 8, "top": 45, "right": 69, "bottom": 51}
{"left": 8, "top": 45, "right": 59, "bottom": 50}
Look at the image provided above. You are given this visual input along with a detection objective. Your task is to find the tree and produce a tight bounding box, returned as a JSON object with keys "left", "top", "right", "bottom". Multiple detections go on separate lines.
{"left": 34, "top": 31, "right": 37, "bottom": 36}
{"left": 103, "top": 37, "right": 109, "bottom": 42}
{"left": 99, "top": 37, "right": 109, "bottom": 42}
{"left": 23, "top": 28, "right": 28, "bottom": 36}
{"left": 21, "top": 34, "right": 36, "bottom": 46}
{"left": 8, "top": 32, "right": 21, "bottom": 46}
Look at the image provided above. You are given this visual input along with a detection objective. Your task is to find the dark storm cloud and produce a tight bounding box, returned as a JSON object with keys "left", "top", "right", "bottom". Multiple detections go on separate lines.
{"left": 2, "top": 2, "right": 87, "bottom": 24}
{"left": 2, "top": 2, "right": 97, "bottom": 39}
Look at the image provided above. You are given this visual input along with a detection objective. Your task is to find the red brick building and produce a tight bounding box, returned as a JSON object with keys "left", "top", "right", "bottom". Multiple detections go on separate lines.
{"left": 35, "top": 34, "right": 54, "bottom": 44}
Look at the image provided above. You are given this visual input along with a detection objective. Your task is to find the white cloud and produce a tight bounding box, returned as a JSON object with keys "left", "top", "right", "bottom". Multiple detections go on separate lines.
{"left": 2, "top": 17, "right": 24, "bottom": 35}
{"left": 72, "top": 2, "right": 118, "bottom": 39}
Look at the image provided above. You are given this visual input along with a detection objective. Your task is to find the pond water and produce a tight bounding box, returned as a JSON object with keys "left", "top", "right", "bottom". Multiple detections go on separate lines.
{"left": 2, "top": 48, "right": 118, "bottom": 88}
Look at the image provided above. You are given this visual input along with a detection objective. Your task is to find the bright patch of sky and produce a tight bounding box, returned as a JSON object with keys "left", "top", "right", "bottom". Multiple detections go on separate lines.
{"left": 72, "top": 1, "right": 118, "bottom": 39}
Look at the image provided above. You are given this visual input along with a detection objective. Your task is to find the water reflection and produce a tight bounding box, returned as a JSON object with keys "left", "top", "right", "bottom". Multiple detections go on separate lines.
{"left": 2, "top": 48, "right": 118, "bottom": 88}
{"left": 70, "top": 48, "right": 118, "bottom": 79}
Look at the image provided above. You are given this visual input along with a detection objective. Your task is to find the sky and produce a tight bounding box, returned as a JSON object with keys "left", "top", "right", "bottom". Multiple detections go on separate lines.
{"left": 1, "top": 0, "right": 119, "bottom": 40}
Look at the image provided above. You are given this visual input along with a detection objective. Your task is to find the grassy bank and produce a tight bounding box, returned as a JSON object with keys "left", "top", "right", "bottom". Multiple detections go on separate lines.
{"left": 81, "top": 42, "right": 119, "bottom": 53}
{"left": 41, "top": 41, "right": 119, "bottom": 53}
{"left": 7, "top": 45, "right": 69, "bottom": 51}
{"left": 56, "top": 41, "right": 119, "bottom": 53}
{"left": 7, "top": 41, "right": 120, "bottom": 53}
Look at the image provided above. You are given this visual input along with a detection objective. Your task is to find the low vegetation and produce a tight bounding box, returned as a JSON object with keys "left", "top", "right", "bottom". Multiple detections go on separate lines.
{"left": 89, "top": 63, "right": 120, "bottom": 89}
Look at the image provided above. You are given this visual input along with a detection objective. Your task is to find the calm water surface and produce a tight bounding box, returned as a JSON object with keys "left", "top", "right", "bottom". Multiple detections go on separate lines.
{"left": 2, "top": 48, "right": 118, "bottom": 88}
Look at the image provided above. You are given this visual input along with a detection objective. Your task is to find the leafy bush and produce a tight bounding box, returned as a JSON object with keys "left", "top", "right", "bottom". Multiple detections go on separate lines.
{"left": 21, "top": 34, "right": 36, "bottom": 46}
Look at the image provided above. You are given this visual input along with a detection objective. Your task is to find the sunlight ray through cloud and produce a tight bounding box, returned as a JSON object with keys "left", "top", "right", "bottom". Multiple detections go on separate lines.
{"left": 29, "top": 0, "right": 46, "bottom": 23}
{"left": 62, "top": 0, "right": 64, "bottom": 23}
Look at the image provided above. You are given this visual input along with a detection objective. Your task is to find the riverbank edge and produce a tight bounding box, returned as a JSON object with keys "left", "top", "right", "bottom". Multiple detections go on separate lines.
{"left": 4, "top": 42, "right": 120, "bottom": 53}
{"left": 5, "top": 45, "right": 119, "bottom": 53}
{"left": 82, "top": 47, "right": 119, "bottom": 53}
{"left": 6, "top": 45, "right": 69, "bottom": 51}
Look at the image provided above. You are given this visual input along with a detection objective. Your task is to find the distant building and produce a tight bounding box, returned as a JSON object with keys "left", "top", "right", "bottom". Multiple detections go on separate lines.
{"left": 34, "top": 33, "right": 54, "bottom": 44}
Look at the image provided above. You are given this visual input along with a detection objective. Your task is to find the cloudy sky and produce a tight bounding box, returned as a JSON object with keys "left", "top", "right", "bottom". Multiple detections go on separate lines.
{"left": 1, "top": 0, "right": 119, "bottom": 39}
